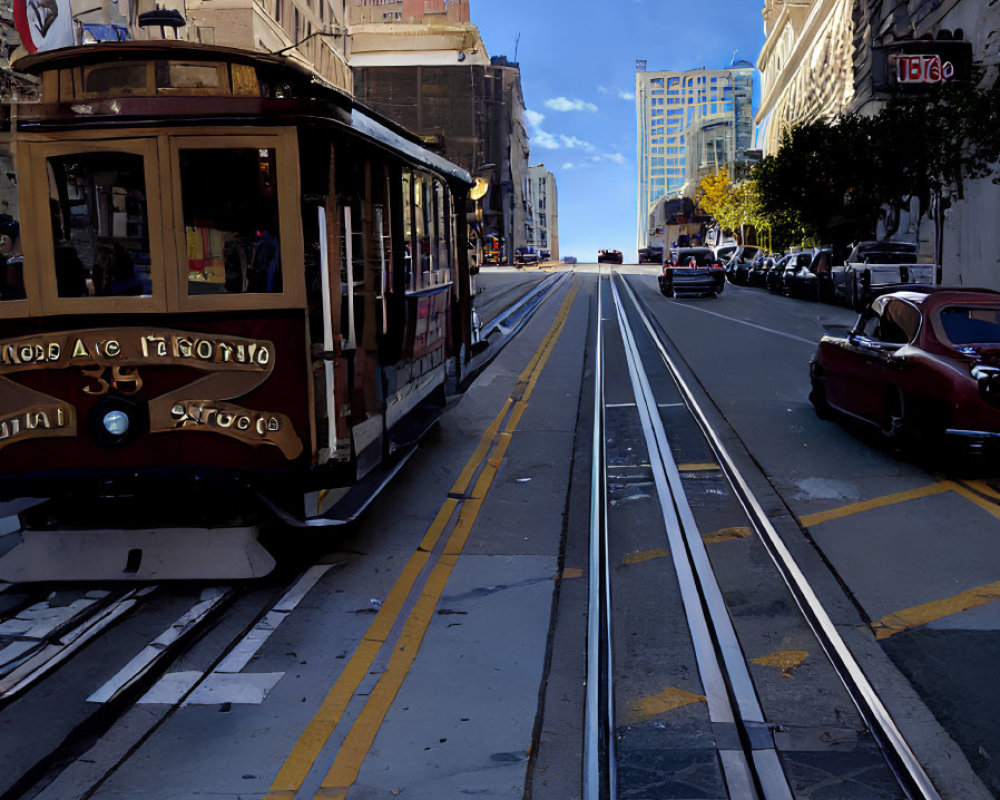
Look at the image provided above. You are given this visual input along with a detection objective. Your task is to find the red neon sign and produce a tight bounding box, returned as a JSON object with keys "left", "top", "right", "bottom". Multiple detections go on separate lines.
{"left": 896, "top": 54, "right": 955, "bottom": 84}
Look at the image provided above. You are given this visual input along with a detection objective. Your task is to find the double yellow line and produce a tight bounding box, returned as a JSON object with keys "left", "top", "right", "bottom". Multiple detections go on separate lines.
{"left": 263, "top": 278, "right": 580, "bottom": 800}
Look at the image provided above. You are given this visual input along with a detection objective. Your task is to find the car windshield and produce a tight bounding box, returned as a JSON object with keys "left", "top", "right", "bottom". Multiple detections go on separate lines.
{"left": 674, "top": 252, "right": 715, "bottom": 266}
{"left": 861, "top": 250, "right": 917, "bottom": 264}
{"left": 939, "top": 306, "right": 1000, "bottom": 344}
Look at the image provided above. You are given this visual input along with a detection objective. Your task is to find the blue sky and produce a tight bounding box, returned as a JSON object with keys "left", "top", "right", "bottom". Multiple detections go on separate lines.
{"left": 469, "top": 0, "right": 766, "bottom": 261}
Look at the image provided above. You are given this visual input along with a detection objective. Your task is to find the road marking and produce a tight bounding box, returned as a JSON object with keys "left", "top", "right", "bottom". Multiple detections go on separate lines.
{"left": 1, "top": 590, "right": 150, "bottom": 699}
{"left": 89, "top": 588, "right": 229, "bottom": 704}
{"left": 623, "top": 547, "right": 670, "bottom": 565}
{"left": 798, "top": 482, "right": 953, "bottom": 528}
{"left": 625, "top": 687, "right": 706, "bottom": 722}
{"left": 751, "top": 650, "right": 809, "bottom": 677}
{"left": 664, "top": 299, "right": 817, "bottom": 345}
{"left": 677, "top": 462, "right": 721, "bottom": 472}
{"left": 560, "top": 567, "right": 584, "bottom": 579}
{"left": 703, "top": 526, "right": 752, "bottom": 543}
{"left": 950, "top": 480, "right": 1000, "bottom": 521}
{"left": 138, "top": 565, "right": 335, "bottom": 706}
{"left": 261, "top": 280, "right": 580, "bottom": 800}
{"left": 870, "top": 579, "right": 1000, "bottom": 640}
{"left": 605, "top": 402, "right": 636, "bottom": 408}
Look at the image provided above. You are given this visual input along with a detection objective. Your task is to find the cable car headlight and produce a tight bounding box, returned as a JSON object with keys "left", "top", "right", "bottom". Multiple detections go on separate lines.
{"left": 102, "top": 410, "right": 130, "bottom": 436}
{"left": 88, "top": 397, "right": 148, "bottom": 448}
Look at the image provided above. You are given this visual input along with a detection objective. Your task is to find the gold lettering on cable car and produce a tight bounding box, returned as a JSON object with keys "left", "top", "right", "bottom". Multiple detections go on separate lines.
{"left": 0, "top": 328, "right": 295, "bottom": 456}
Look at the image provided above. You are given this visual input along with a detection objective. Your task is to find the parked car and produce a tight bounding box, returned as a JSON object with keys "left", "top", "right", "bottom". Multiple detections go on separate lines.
{"left": 784, "top": 247, "right": 836, "bottom": 301}
{"left": 540, "top": 249, "right": 551, "bottom": 261}
{"left": 724, "top": 245, "right": 763, "bottom": 286}
{"left": 766, "top": 253, "right": 793, "bottom": 293}
{"left": 772, "top": 251, "right": 813, "bottom": 295}
{"left": 831, "top": 241, "right": 933, "bottom": 311}
{"left": 514, "top": 246, "right": 540, "bottom": 266}
{"left": 598, "top": 249, "right": 623, "bottom": 264}
{"left": 714, "top": 243, "right": 738, "bottom": 265}
{"left": 809, "top": 288, "right": 1000, "bottom": 452}
{"left": 659, "top": 247, "right": 725, "bottom": 297}
{"left": 747, "top": 255, "right": 774, "bottom": 287}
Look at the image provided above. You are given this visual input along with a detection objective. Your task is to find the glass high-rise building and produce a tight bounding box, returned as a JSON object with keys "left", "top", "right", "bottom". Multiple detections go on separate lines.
{"left": 635, "top": 61, "right": 754, "bottom": 251}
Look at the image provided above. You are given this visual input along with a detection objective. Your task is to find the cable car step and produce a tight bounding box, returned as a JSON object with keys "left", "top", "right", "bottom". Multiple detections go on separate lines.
{"left": 0, "top": 526, "right": 274, "bottom": 582}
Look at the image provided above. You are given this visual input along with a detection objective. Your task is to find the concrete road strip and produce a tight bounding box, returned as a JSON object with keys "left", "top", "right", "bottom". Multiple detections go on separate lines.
{"left": 665, "top": 300, "right": 817, "bottom": 345}
{"left": 88, "top": 588, "right": 230, "bottom": 704}
{"left": 260, "top": 280, "right": 579, "bottom": 800}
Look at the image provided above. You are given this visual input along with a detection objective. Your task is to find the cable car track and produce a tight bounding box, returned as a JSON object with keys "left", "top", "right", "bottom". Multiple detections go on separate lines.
{"left": 585, "top": 269, "right": 942, "bottom": 799}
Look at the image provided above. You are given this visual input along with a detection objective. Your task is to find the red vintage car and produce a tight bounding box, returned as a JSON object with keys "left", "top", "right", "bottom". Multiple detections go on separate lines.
{"left": 810, "top": 289, "right": 1000, "bottom": 451}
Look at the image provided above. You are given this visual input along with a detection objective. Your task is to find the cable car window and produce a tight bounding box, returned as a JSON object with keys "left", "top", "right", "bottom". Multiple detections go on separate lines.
{"left": 402, "top": 170, "right": 413, "bottom": 291}
{"left": 413, "top": 173, "right": 428, "bottom": 290}
{"left": 46, "top": 152, "right": 153, "bottom": 298}
{"left": 179, "top": 147, "right": 282, "bottom": 295}
{"left": 81, "top": 63, "right": 154, "bottom": 97}
{"left": 0, "top": 143, "right": 23, "bottom": 302}
{"left": 433, "top": 179, "right": 450, "bottom": 283}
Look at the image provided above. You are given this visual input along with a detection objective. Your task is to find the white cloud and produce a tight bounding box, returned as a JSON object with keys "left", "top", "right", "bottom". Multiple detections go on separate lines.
{"left": 525, "top": 109, "right": 545, "bottom": 128}
{"left": 533, "top": 130, "right": 560, "bottom": 150}
{"left": 559, "top": 135, "right": 594, "bottom": 151}
{"left": 597, "top": 86, "right": 611, "bottom": 95}
{"left": 618, "top": 90, "right": 635, "bottom": 101}
{"left": 545, "top": 97, "right": 598, "bottom": 113}
{"left": 562, "top": 163, "right": 575, "bottom": 170}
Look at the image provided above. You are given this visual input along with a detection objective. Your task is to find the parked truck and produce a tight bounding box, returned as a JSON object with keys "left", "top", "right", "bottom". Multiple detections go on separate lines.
{"left": 831, "top": 241, "right": 936, "bottom": 311}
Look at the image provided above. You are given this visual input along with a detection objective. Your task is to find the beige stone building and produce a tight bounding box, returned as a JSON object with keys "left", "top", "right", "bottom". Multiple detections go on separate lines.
{"left": 527, "top": 165, "right": 559, "bottom": 261}
{"left": 758, "top": 0, "right": 1000, "bottom": 287}
{"left": 754, "top": 0, "right": 855, "bottom": 155}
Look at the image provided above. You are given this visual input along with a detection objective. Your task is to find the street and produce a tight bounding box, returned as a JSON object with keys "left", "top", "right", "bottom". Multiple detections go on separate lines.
{"left": 0, "top": 266, "right": 998, "bottom": 799}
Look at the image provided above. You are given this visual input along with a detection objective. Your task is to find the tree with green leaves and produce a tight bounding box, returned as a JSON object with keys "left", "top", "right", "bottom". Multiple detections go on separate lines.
{"left": 753, "top": 79, "right": 1000, "bottom": 260}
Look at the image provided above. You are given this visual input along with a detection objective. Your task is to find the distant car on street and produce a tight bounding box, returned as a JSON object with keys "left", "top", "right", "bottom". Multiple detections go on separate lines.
{"left": 638, "top": 245, "right": 664, "bottom": 264}
{"left": 514, "top": 246, "right": 540, "bottom": 266}
{"left": 810, "top": 288, "right": 1000, "bottom": 452}
{"left": 658, "top": 247, "right": 725, "bottom": 297}
{"left": 598, "top": 249, "right": 623, "bottom": 264}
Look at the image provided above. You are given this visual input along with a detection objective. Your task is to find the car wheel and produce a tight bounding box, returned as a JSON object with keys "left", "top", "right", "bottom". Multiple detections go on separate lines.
{"left": 881, "top": 390, "right": 910, "bottom": 444}
{"left": 808, "top": 364, "right": 831, "bottom": 419}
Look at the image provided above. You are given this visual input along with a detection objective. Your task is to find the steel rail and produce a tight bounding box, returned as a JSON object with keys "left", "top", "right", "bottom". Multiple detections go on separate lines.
{"left": 584, "top": 270, "right": 615, "bottom": 799}
{"left": 610, "top": 275, "right": 791, "bottom": 798}
{"left": 618, "top": 273, "right": 943, "bottom": 800}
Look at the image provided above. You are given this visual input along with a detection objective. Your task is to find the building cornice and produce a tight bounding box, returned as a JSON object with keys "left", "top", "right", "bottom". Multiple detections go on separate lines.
{"left": 755, "top": 0, "right": 846, "bottom": 124}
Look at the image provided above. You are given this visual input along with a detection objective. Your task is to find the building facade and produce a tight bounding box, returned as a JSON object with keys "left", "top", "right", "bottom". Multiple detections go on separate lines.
{"left": 635, "top": 61, "right": 753, "bottom": 251}
{"left": 527, "top": 165, "right": 559, "bottom": 260}
{"left": 758, "top": 0, "right": 1000, "bottom": 288}
{"left": 754, "top": 0, "right": 855, "bottom": 155}
{"left": 354, "top": 51, "right": 529, "bottom": 265}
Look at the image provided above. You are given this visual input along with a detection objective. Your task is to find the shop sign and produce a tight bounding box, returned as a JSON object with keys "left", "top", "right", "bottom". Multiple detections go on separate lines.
{"left": 896, "top": 54, "right": 955, "bottom": 84}
{"left": 877, "top": 39, "right": 973, "bottom": 90}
